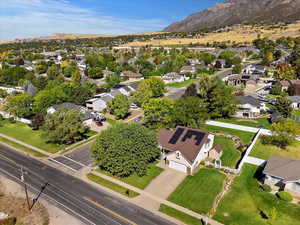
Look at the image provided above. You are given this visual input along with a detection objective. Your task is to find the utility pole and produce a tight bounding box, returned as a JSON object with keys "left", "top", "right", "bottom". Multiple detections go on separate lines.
{"left": 29, "top": 182, "right": 49, "bottom": 211}
{"left": 20, "top": 166, "right": 31, "bottom": 211}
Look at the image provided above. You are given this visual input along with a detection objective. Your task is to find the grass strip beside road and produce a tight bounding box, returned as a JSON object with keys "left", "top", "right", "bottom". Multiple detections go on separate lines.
{"left": 0, "top": 136, "right": 48, "bottom": 158}
{"left": 159, "top": 204, "right": 203, "bottom": 225}
{"left": 87, "top": 173, "right": 139, "bottom": 198}
{"left": 96, "top": 162, "right": 164, "bottom": 189}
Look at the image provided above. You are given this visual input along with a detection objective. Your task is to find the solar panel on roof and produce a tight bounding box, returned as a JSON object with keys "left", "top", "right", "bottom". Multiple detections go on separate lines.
{"left": 168, "top": 128, "right": 184, "bottom": 144}
{"left": 182, "top": 130, "right": 205, "bottom": 145}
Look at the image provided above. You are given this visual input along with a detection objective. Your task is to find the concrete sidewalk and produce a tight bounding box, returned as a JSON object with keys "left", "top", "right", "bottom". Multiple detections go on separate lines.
{"left": 89, "top": 169, "right": 223, "bottom": 225}
{"left": 244, "top": 156, "right": 266, "bottom": 166}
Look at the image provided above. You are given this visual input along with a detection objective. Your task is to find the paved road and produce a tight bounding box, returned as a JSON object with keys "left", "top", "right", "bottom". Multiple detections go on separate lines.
{"left": 0, "top": 143, "right": 175, "bottom": 225}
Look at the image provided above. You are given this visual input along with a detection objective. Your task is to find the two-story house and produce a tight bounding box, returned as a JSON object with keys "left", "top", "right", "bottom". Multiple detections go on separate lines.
{"left": 158, "top": 126, "right": 222, "bottom": 174}
{"left": 235, "top": 95, "right": 265, "bottom": 118}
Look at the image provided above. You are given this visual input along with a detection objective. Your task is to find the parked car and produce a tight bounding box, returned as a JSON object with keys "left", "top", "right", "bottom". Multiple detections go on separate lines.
{"left": 130, "top": 103, "right": 139, "bottom": 109}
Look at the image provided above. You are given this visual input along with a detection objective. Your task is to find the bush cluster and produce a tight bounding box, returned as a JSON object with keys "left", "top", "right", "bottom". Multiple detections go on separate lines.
{"left": 277, "top": 191, "right": 293, "bottom": 202}
{"left": 261, "top": 184, "right": 272, "bottom": 192}
{"left": 261, "top": 135, "right": 290, "bottom": 149}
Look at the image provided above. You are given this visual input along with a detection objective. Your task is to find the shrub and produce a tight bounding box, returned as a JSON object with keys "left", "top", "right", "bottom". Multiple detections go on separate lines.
{"left": 261, "top": 135, "right": 273, "bottom": 145}
{"left": 8, "top": 117, "right": 16, "bottom": 124}
{"left": 0, "top": 115, "right": 4, "bottom": 121}
{"left": 261, "top": 135, "right": 290, "bottom": 149}
{"left": 277, "top": 191, "right": 293, "bottom": 202}
{"left": 0, "top": 217, "right": 17, "bottom": 225}
{"left": 261, "top": 184, "right": 272, "bottom": 192}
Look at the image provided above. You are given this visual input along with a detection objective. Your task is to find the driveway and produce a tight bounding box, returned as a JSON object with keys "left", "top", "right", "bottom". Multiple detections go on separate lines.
{"left": 64, "top": 142, "right": 94, "bottom": 167}
{"left": 144, "top": 164, "right": 187, "bottom": 199}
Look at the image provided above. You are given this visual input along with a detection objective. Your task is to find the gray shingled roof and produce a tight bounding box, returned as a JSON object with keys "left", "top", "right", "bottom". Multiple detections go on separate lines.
{"left": 101, "top": 95, "right": 114, "bottom": 103}
{"left": 287, "top": 96, "right": 300, "bottom": 103}
{"left": 236, "top": 96, "right": 261, "bottom": 107}
{"left": 51, "top": 103, "right": 93, "bottom": 120}
{"left": 263, "top": 156, "right": 300, "bottom": 182}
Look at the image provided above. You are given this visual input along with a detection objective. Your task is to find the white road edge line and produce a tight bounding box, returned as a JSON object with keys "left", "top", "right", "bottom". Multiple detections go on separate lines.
{"left": 48, "top": 158, "right": 78, "bottom": 172}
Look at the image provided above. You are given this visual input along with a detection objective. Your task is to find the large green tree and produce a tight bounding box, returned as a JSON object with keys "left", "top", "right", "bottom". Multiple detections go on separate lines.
{"left": 198, "top": 76, "right": 237, "bottom": 118}
{"left": 5, "top": 93, "right": 34, "bottom": 118}
{"left": 107, "top": 94, "right": 130, "bottom": 119}
{"left": 273, "top": 98, "right": 292, "bottom": 118}
{"left": 274, "top": 63, "right": 296, "bottom": 81}
{"left": 134, "top": 77, "right": 165, "bottom": 106}
{"left": 173, "top": 97, "right": 209, "bottom": 128}
{"left": 143, "top": 98, "right": 175, "bottom": 129}
{"left": 105, "top": 73, "right": 121, "bottom": 89}
{"left": 43, "top": 108, "right": 89, "bottom": 144}
{"left": 33, "top": 87, "right": 68, "bottom": 114}
{"left": 91, "top": 123, "right": 160, "bottom": 177}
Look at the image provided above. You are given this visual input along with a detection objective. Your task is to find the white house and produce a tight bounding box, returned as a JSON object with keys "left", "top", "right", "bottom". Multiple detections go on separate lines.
{"left": 162, "top": 72, "right": 188, "bottom": 84}
{"left": 47, "top": 102, "right": 94, "bottom": 126}
{"left": 235, "top": 96, "right": 265, "bottom": 118}
{"left": 263, "top": 156, "right": 300, "bottom": 197}
{"left": 287, "top": 96, "right": 300, "bottom": 109}
{"left": 180, "top": 66, "right": 196, "bottom": 75}
{"left": 244, "top": 64, "right": 266, "bottom": 75}
{"left": 86, "top": 94, "right": 114, "bottom": 112}
{"left": 158, "top": 126, "right": 222, "bottom": 174}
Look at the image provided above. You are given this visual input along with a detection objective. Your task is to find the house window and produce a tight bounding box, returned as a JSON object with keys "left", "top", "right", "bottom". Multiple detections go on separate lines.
{"left": 176, "top": 152, "right": 180, "bottom": 159}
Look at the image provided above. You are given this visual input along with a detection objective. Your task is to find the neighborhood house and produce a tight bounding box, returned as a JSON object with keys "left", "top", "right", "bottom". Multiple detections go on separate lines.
{"left": 158, "top": 126, "right": 222, "bottom": 174}
{"left": 263, "top": 156, "right": 300, "bottom": 197}
{"left": 235, "top": 95, "right": 265, "bottom": 118}
{"left": 287, "top": 96, "right": 300, "bottom": 109}
{"left": 47, "top": 102, "right": 94, "bottom": 126}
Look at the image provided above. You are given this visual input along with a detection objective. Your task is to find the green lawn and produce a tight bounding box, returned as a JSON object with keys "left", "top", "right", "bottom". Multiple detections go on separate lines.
{"left": 292, "top": 110, "right": 300, "bottom": 117}
{"left": 96, "top": 162, "right": 164, "bottom": 189}
{"left": 250, "top": 139, "right": 300, "bottom": 160}
{"left": 214, "top": 136, "right": 241, "bottom": 168}
{"left": 0, "top": 136, "right": 47, "bottom": 157}
{"left": 216, "top": 118, "right": 272, "bottom": 130}
{"left": 0, "top": 120, "right": 64, "bottom": 153}
{"left": 168, "top": 168, "right": 226, "bottom": 214}
{"left": 159, "top": 204, "right": 203, "bottom": 225}
{"left": 0, "top": 120, "right": 97, "bottom": 153}
{"left": 201, "top": 124, "right": 255, "bottom": 145}
{"left": 214, "top": 164, "right": 300, "bottom": 225}
{"left": 166, "top": 78, "right": 200, "bottom": 88}
{"left": 86, "top": 173, "right": 139, "bottom": 198}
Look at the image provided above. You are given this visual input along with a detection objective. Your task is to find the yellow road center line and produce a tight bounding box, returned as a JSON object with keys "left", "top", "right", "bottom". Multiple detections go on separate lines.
{"left": 84, "top": 196, "right": 137, "bottom": 225}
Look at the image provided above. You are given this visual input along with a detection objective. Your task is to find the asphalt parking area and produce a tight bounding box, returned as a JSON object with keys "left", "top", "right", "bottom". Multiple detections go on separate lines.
{"left": 65, "top": 142, "right": 94, "bottom": 167}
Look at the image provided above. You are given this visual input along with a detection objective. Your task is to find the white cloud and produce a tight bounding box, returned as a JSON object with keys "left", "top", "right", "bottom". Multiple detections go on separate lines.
{"left": 0, "top": 0, "right": 167, "bottom": 40}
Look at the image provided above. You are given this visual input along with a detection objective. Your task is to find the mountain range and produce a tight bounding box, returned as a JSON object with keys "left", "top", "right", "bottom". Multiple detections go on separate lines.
{"left": 163, "top": 0, "right": 300, "bottom": 32}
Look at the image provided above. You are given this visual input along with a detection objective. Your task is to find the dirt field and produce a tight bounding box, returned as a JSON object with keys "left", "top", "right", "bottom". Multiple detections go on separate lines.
{"left": 0, "top": 176, "right": 85, "bottom": 225}
{"left": 123, "top": 22, "right": 300, "bottom": 47}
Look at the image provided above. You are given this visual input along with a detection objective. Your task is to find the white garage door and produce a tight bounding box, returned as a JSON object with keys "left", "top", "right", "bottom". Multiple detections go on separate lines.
{"left": 169, "top": 161, "right": 187, "bottom": 173}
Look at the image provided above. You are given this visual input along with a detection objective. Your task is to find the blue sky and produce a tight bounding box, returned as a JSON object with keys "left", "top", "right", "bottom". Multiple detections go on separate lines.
{"left": 0, "top": 0, "right": 222, "bottom": 41}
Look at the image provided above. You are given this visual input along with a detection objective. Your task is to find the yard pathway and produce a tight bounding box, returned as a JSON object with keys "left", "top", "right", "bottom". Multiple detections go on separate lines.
{"left": 0, "top": 133, "right": 51, "bottom": 157}
{"left": 244, "top": 156, "right": 266, "bottom": 166}
{"left": 89, "top": 169, "right": 223, "bottom": 225}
